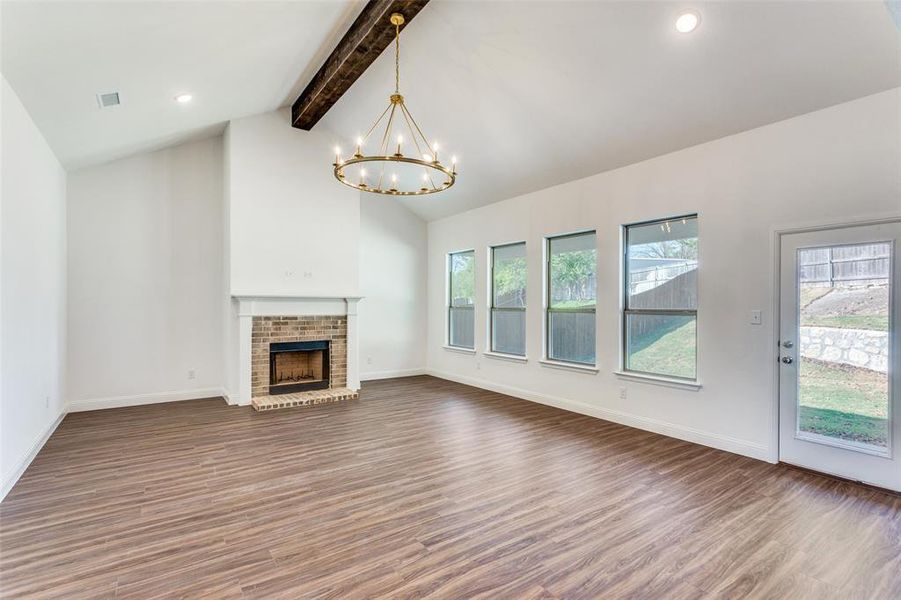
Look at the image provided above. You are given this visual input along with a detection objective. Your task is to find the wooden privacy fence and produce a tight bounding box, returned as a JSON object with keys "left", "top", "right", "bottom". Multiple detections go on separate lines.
{"left": 449, "top": 307, "right": 474, "bottom": 348}
{"left": 629, "top": 261, "right": 696, "bottom": 295}
{"left": 548, "top": 312, "right": 596, "bottom": 363}
{"left": 626, "top": 269, "right": 697, "bottom": 338}
{"left": 629, "top": 269, "right": 697, "bottom": 311}
{"left": 491, "top": 310, "right": 526, "bottom": 355}
{"left": 799, "top": 243, "right": 890, "bottom": 287}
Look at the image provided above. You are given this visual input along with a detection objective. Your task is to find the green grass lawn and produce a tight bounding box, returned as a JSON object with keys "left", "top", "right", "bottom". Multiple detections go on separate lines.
{"left": 627, "top": 319, "right": 695, "bottom": 379}
{"left": 802, "top": 315, "right": 888, "bottom": 331}
{"left": 798, "top": 359, "right": 888, "bottom": 447}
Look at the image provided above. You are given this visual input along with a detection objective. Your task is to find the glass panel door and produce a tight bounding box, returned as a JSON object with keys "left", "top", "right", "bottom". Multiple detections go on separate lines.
{"left": 779, "top": 222, "right": 900, "bottom": 491}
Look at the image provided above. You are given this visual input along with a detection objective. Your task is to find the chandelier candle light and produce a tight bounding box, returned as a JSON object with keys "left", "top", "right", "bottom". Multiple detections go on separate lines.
{"left": 332, "top": 13, "right": 457, "bottom": 196}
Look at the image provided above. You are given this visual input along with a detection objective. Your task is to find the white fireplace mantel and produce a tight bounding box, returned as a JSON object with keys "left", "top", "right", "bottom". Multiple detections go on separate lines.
{"left": 232, "top": 295, "right": 362, "bottom": 406}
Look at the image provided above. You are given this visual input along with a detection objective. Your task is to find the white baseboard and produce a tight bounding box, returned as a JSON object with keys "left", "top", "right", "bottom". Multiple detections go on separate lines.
{"left": 68, "top": 387, "right": 227, "bottom": 412}
{"left": 1, "top": 409, "right": 67, "bottom": 503}
{"left": 426, "top": 369, "right": 773, "bottom": 463}
{"left": 361, "top": 368, "right": 426, "bottom": 382}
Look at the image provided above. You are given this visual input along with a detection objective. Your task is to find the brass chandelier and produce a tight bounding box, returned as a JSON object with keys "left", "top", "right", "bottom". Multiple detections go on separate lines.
{"left": 333, "top": 13, "right": 456, "bottom": 196}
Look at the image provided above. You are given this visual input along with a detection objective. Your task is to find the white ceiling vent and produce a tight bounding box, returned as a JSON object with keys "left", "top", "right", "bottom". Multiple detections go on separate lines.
{"left": 96, "top": 92, "right": 121, "bottom": 108}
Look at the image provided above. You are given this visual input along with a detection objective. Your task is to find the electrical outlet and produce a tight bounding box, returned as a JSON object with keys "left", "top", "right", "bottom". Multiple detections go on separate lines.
{"left": 750, "top": 310, "right": 762, "bottom": 325}
{"left": 619, "top": 387, "right": 627, "bottom": 400}
{"left": 476, "top": 361, "right": 481, "bottom": 370}
{"left": 188, "top": 369, "right": 196, "bottom": 380}
{"left": 367, "top": 356, "right": 373, "bottom": 365}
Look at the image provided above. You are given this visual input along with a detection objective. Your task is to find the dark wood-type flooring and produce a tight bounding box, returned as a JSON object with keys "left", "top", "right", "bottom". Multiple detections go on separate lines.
{"left": 1, "top": 376, "right": 899, "bottom": 599}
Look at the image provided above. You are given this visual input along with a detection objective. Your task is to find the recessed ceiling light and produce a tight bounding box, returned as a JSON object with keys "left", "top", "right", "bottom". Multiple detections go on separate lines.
{"left": 675, "top": 11, "right": 700, "bottom": 34}
{"left": 174, "top": 93, "right": 193, "bottom": 104}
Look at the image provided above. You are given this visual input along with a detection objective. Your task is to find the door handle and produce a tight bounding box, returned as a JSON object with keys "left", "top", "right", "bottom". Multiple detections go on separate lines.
{"left": 782, "top": 341, "right": 793, "bottom": 348}
{"left": 781, "top": 356, "right": 794, "bottom": 364}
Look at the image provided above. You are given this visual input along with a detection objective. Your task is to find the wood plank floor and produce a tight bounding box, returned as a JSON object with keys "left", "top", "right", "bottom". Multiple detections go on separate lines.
{"left": 1, "top": 375, "right": 899, "bottom": 599}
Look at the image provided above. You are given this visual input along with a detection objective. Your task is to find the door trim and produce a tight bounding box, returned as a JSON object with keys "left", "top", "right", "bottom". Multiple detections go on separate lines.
{"left": 770, "top": 212, "right": 901, "bottom": 465}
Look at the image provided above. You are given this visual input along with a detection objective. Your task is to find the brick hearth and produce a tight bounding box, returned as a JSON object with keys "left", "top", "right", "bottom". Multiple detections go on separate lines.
{"left": 251, "top": 387, "right": 359, "bottom": 411}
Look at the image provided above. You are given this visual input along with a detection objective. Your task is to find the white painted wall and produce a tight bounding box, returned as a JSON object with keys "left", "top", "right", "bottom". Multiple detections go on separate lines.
{"left": 67, "top": 137, "right": 225, "bottom": 410}
{"left": 359, "top": 196, "right": 427, "bottom": 380}
{"left": 1, "top": 75, "right": 67, "bottom": 498}
{"left": 427, "top": 89, "right": 901, "bottom": 462}
{"left": 222, "top": 126, "right": 239, "bottom": 402}
{"left": 226, "top": 109, "right": 360, "bottom": 297}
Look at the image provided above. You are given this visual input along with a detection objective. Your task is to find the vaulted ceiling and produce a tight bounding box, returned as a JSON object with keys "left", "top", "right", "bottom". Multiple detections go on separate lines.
{"left": 3, "top": 1, "right": 900, "bottom": 220}
{"left": 1, "top": 1, "right": 361, "bottom": 168}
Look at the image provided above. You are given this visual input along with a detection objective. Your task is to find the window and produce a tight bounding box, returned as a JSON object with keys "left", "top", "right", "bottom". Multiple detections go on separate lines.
{"left": 490, "top": 243, "right": 527, "bottom": 356}
{"left": 623, "top": 215, "right": 698, "bottom": 380}
{"left": 448, "top": 250, "right": 475, "bottom": 349}
{"left": 546, "top": 232, "right": 597, "bottom": 365}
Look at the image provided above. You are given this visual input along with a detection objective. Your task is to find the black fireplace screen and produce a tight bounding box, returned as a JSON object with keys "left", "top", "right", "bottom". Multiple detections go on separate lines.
{"left": 268, "top": 340, "right": 330, "bottom": 395}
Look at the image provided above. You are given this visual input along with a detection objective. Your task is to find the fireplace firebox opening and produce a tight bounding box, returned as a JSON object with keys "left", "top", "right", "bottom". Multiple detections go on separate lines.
{"left": 269, "top": 340, "right": 330, "bottom": 395}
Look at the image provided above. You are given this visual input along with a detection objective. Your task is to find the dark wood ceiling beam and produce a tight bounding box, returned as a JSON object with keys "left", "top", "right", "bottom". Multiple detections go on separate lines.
{"left": 291, "top": 0, "right": 430, "bottom": 131}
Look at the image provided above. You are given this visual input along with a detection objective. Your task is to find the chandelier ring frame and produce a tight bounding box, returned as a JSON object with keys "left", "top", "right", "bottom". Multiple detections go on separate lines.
{"left": 334, "top": 155, "right": 456, "bottom": 196}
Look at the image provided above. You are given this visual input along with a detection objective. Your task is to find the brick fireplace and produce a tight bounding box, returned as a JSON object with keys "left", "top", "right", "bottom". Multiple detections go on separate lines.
{"left": 252, "top": 316, "right": 345, "bottom": 397}
{"left": 233, "top": 296, "right": 361, "bottom": 410}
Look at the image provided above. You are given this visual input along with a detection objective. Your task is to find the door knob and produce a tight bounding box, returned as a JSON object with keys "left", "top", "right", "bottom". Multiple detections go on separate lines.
{"left": 781, "top": 356, "right": 793, "bottom": 364}
{"left": 782, "top": 341, "right": 793, "bottom": 348}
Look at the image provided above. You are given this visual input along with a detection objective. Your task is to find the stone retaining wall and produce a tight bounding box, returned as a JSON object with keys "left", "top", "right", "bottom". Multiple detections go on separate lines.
{"left": 800, "top": 326, "right": 888, "bottom": 373}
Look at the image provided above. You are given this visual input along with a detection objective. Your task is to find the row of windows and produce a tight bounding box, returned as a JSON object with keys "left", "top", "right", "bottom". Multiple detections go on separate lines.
{"left": 446, "top": 215, "right": 699, "bottom": 381}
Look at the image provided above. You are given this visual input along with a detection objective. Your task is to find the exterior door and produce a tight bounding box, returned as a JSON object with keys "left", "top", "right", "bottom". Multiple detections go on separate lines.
{"left": 779, "top": 221, "right": 900, "bottom": 492}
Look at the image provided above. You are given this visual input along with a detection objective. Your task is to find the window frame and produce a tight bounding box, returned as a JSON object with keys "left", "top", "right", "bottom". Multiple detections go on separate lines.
{"left": 489, "top": 241, "right": 527, "bottom": 357}
{"left": 447, "top": 249, "right": 476, "bottom": 350}
{"left": 545, "top": 230, "right": 598, "bottom": 367}
{"left": 621, "top": 214, "right": 698, "bottom": 381}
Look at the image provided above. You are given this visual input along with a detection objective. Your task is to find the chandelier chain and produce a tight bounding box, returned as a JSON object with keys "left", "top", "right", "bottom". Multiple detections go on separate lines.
{"left": 394, "top": 21, "right": 400, "bottom": 94}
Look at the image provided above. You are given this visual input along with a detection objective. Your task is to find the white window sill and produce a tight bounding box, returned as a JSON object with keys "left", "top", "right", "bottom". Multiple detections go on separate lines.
{"left": 443, "top": 345, "right": 476, "bottom": 355}
{"left": 539, "top": 359, "right": 599, "bottom": 374}
{"left": 613, "top": 370, "right": 702, "bottom": 390}
{"left": 483, "top": 351, "right": 528, "bottom": 363}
